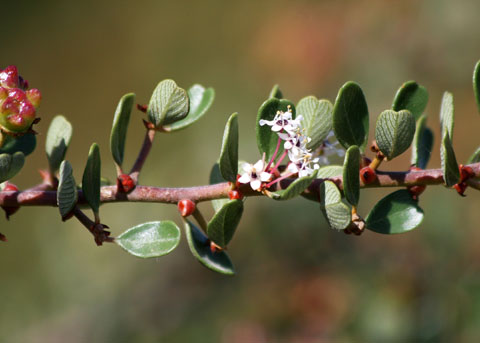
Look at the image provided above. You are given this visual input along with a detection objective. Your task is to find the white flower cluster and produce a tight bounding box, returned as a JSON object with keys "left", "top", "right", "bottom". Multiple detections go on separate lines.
{"left": 238, "top": 107, "right": 344, "bottom": 191}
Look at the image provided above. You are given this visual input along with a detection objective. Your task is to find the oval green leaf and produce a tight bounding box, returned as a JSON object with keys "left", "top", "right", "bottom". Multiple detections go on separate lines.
{"left": 267, "top": 170, "right": 318, "bottom": 201}
{"left": 116, "top": 221, "right": 180, "bottom": 258}
{"left": 57, "top": 160, "right": 78, "bottom": 220}
{"left": 147, "top": 79, "right": 189, "bottom": 127}
{"left": 302, "top": 166, "right": 343, "bottom": 202}
{"left": 82, "top": 143, "right": 101, "bottom": 214}
{"left": 332, "top": 81, "right": 369, "bottom": 151}
{"left": 0, "top": 132, "right": 36, "bottom": 156}
{"left": 440, "top": 91, "right": 454, "bottom": 139}
{"left": 184, "top": 220, "right": 234, "bottom": 275}
{"left": 110, "top": 93, "right": 135, "bottom": 167}
{"left": 256, "top": 98, "right": 295, "bottom": 160}
{"left": 269, "top": 84, "right": 283, "bottom": 99}
{"left": 392, "top": 81, "right": 428, "bottom": 121}
{"left": 163, "top": 84, "right": 215, "bottom": 131}
{"left": 343, "top": 145, "right": 360, "bottom": 206}
{"left": 411, "top": 114, "right": 433, "bottom": 169}
{"left": 206, "top": 199, "right": 243, "bottom": 248}
{"left": 209, "top": 163, "right": 229, "bottom": 212}
{"left": 441, "top": 133, "right": 460, "bottom": 187}
{"left": 319, "top": 181, "right": 351, "bottom": 231}
{"left": 219, "top": 113, "right": 239, "bottom": 182}
{"left": 366, "top": 189, "right": 424, "bottom": 234}
{"left": 0, "top": 152, "right": 25, "bottom": 183}
{"left": 297, "top": 96, "right": 333, "bottom": 150}
{"left": 46, "top": 115, "right": 73, "bottom": 173}
{"left": 474, "top": 60, "right": 480, "bottom": 113}
{"left": 375, "top": 110, "right": 416, "bottom": 160}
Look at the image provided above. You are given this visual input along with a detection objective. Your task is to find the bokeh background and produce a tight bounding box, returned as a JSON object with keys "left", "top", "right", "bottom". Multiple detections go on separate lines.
{"left": 2, "top": 0, "right": 480, "bottom": 342}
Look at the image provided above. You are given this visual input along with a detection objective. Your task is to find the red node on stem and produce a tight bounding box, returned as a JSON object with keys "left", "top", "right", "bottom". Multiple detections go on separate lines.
{"left": 228, "top": 189, "right": 244, "bottom": 200}
{"left": 360, "top": 166, "right": 377, "bottom": 184}
{"left": 1, "top": 182, "right": 20, "bottom": 219}
{"left": 209, "top": 240, "right": 224, "bottom": 253}
{"left": 178, "top": 199, "right": 196, "bottom": 217}
{"left": 137, "top": 104, "right": 147, "bottom": 113}
{"left": 117, "top": 174, "right": 136, "bottom": 193}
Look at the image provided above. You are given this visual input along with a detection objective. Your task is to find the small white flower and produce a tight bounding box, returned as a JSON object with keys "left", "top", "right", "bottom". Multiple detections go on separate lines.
{"left": 287, "top": 151, "right": 320, "bottom": 177}
{"left": 259, "top": 109, "right": 301, "bottom": 137}
{"left": 238, "top": 160, "right": 272, "bottom": 191}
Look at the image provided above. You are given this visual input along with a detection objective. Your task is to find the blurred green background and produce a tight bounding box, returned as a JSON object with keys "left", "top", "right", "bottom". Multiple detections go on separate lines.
{"left": 2, "top": 0, "right": 480, "bottom": 341}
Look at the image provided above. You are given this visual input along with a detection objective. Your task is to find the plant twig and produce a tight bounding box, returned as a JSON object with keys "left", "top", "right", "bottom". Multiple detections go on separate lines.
{"left": 129, "top": 124, "right": 156, "bottom": 183}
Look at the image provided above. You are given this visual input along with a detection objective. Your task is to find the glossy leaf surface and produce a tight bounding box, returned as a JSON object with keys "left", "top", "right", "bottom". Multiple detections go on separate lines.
{"left": 116, "top": 221, "right": 180, "bottom": 258}
{"left": 392, "top": 81, "right": 428, "bottom": 121}
{"left": 0, "top": 152, "right": 24, "bottom": 183}
{"left": 332, "top": 81, "right": 369, "bottom": 151}
{"left": 440, "top": 91, "right": 454, "bottom": 139}
{"left": 411, "top": 114, "right": 433, "bottom": 169}
{"left": 320, "top": 181, "right": 351, "bottom": 231}
{"left": 366, "top": 190, "right": 424, "bottom": 234}
{"left": 82, "top": 143, "right": 101, "bottom": 214}
{"left": 343, "top": 145, "right": 360, "bottom": 206}
{"left": 219, "top": 113, "right": 239, "bottom": 182}
{"left": 207, "top": 199, "right": 243, "bottom": 247}
{"left": 147, "top": 79, "right": 189, "bottom": 127}
{"left": 297, "top": 96, "right": 333, "bottom": 150}
{"left": 441, "top": 133, "right": 460, "bottom": 187}
{"left": 375, "top": 110, "right": 415, "bottom": 160}
{"left": 57, "top": 160, "right": 78, "bottom": 219}
{"left": 110, "top": 93, "right": 135, "bottom": 167}
{"left": 185, "top": 220, "right": 234, "bottom": 275}
{"left": 46, "top": 115, "right": 73, "bottom": 173}
{"left": 163, "top": 84, "right": 215, "bottom": 131}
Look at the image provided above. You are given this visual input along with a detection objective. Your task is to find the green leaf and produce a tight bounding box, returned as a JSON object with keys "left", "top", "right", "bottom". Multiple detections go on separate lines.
{"left": 366, "top": 189, "right": 424, "bottom": 234}
{"left": 209, "top": 163, "right": 229, "bottom": 212}
{"left": 267, "top": 170, "right": 318, "bottom": 201}
{"left": 441, "top": 133, "right": 460, "bottom": 187}
{"left": 147, "top": 79, "right": 189, "bottom": 127}
{"left": 82, "top": 143, "right": 101, "bottom": 214}
{"left": 319, "top": 181, "right": 351, "bottom": 230}
{"left": 269, "top": 84, "right": 283, "bottom": 99}
{"left": 392, "top": 81, "right": 428, "bottom": 121}
{"left": 0, "top": 152, "right": 25, "bottom": 183}
{"left": 116, "top": 221, "right": 181, "bottom": 258}
{"left": 184, "top": 220, "right": 234, "bottom": 275}
{"left": 110, "top": 93, "right": 135, "bottom": 167}
{"left": 467, "top": 146, "right": 480, "bottom": 164}
{"left": 297, "top": 96, "right": 333, "bottom": 150}
{"left": 163, "top": 84, "right": 215, "bottom": 131}
{"left": 256, "top": 98, "right": 295, "bottom": 160}
{"left": 45, "top": 115, "right": 73, "bottom": 173}
{"left": 316, "top": 165, "right": 343, "bottom": 178}
{"left": 219, "top": 113, "right": 239, "bottom": 182}
{"left": 375, "top": 110, "right": 416, "bottom": 160}
{"left": 332, "top": 81, "right": 369, "bottom": 151}
{"left": 0, "top": 132, "right": 36, "bottom": 156}
{"left": 57, "top": 160, "right": 78, "bottom": 220}
{"left": 206, "top": 199, "right": 243, "bottom": 248}
{"left": 440, "top": 91, "right": 454, "bottom": 139}
{"left": 474, "top": 60, "right": 480, "bottom": 113}
{"left": 343, "top": 145, "right": 360, "bottom": 206}
{"left": 411, "top": 114, "right": 433, "bottom": 169}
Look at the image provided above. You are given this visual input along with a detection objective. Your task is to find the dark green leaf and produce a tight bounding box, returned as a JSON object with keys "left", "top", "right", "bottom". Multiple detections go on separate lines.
{"left": 467, "top": 146, "right": 480, "bottom": 164}
{"left": 411, "top": 114, "right": 433, "bottom": 169}
{"left": 116, "top": 221, "right": 180, "bottom": 258}
{"left": 343, "top": 145, "right": 360, "bottom": 206}
{"left": 267, "top": 170, "right": 318, "bottom": 200}
{"left": 0, "top": 152, "right": 25, "bottom": 183}
{"left": 440, "top": 91, "right": 454, "bottom": 139}
{"left": 474, "top": 60, "right": 480, "bottom": 113}
{"left": 206, "top": 199, "right": 243, "bottom": 248}
{"left": 82, "top": 143, "right": 101, "bottom": 214}
{"left": 209, "top": 163, "right": 229, "bottom": 212}
{"left": 184, "top": 220, "right": 234, "bottom": 275}
{"left": 110, "top": 93, "right": 135, "bottom": 167}
{"left": 375, "top": 110, "right": 416, "bottom": 160}
{"left": 0, "top": 132, "right": 36, "bottom": 156}
{"left": 441, "top": 133, "right": 460, "bottom": 187}
{"left": 45, "top": 115, "right": 73, "bottom": 173}
{"left": 332, "top": 81, "right": 369, "bottom": 151}
{"left": 366, "top": 189, "right": 424, "bottom": 234}
{"left": 392, "top": 81, "right": 428, "bottom": 121}
{"left": 256, "top": 98, "right": 295, "bottom": 160}
{"left": 57, "top": 160, "right": 78, "bottom": 219}
{"left": 163, "top": 84, "right": 215, "bottom": 131}
{"left": 219, "top": 113, "right": 239, "bottom": 182}
{"left": 269, "top": 84, "right": 283, "bottom": 99}
{"left": 147, "top": 79, "right": 189, "bottom": 127}
{"left": 297, "top": 96, "right": 333, "bottom": 150}
{"left": 319, "top": 181, "right": 351, "bottom": 230}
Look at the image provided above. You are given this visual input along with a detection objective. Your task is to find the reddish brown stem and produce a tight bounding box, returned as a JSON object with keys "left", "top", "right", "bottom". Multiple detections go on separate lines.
{"left": 129, "top": 127, "right": 156, "bottom": 183}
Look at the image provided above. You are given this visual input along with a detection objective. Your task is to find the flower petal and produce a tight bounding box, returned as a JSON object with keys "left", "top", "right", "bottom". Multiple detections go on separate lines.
{"left": 250, "top": 179, "right": 261, "bottom": 191}
{"left": 238, "top": 173, "right": 251, "bottom": 184}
